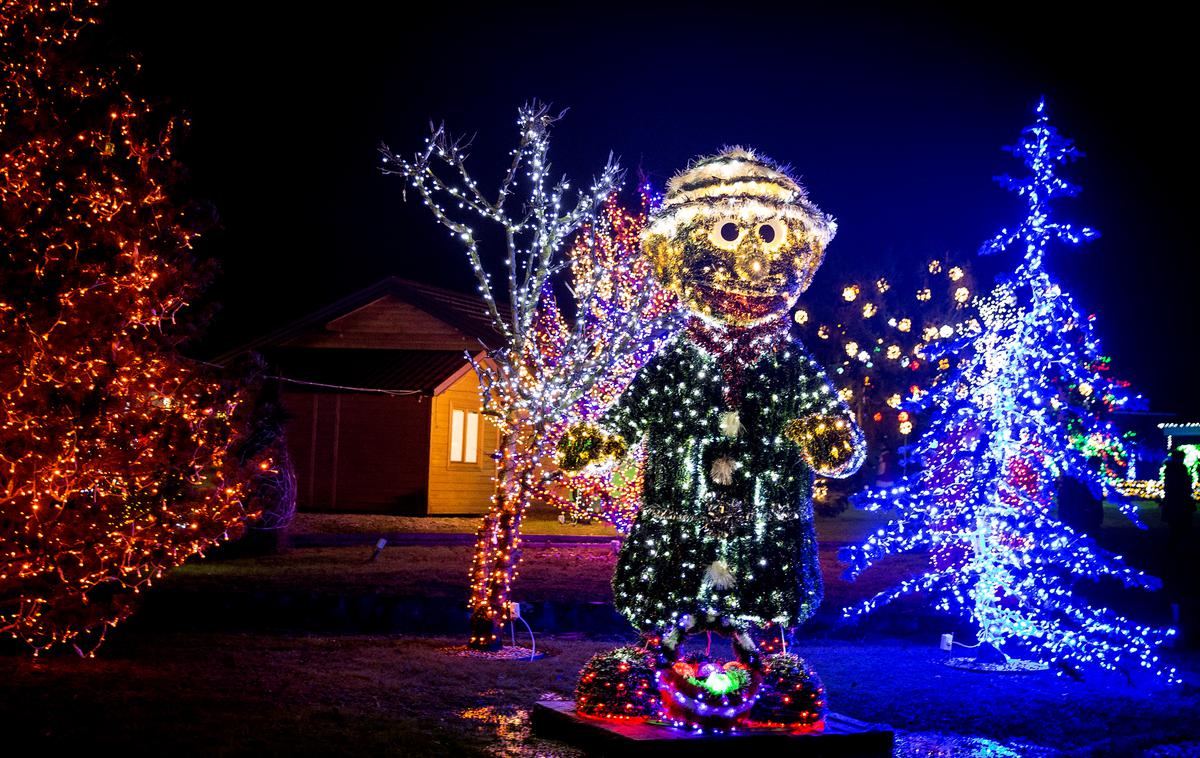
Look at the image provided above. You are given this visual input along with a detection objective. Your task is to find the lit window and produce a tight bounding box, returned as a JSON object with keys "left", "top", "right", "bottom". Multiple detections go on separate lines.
{"left": 450, "top": 409, "right": 480, "bottom": 463}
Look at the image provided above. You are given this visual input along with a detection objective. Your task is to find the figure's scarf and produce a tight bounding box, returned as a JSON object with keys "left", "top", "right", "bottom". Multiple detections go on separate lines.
{"left": 684, "top": 315, "right": 791, "bottom": 407}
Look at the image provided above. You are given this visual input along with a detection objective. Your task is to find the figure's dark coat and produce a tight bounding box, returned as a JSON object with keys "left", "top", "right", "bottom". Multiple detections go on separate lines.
{"left": 605, "top": 333, "right": 862, "bottom": 631}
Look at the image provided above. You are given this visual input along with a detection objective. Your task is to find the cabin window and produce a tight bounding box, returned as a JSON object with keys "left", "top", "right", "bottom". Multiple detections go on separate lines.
{"left": 450, "top": 408, "right": 480, "bottom": 464}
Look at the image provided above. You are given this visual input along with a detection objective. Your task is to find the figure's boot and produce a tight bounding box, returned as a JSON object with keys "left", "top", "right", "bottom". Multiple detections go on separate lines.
{"left": 746, "top": 651, "right": 828, "bottom": 731}
{"left": 575, "top": 646, "right": 659, "bottom": 721}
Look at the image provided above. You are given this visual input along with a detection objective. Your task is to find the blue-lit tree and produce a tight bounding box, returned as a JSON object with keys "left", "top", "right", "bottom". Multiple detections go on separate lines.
{"left": 840, "top": 100, "right": 1178, "bottom": 682}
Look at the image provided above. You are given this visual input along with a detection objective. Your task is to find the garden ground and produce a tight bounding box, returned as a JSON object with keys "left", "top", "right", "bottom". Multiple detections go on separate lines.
{"left": 4, "top": 630, "right": 1198, "bottom": 756}
{"left": 2, "top": 503, "right": 1198, "bottom": 756}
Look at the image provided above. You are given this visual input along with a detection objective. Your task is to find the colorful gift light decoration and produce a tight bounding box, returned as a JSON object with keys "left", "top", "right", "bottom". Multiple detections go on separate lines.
{"left": 560, "top": 149, "right": 863, "bottom": 729}
{"left": 576, "top": 646, "right": 660, "bottom": 720}
{"left": 745, "top": 652, "right": 826, "bottom": 730}
{"left": 840, "top": 100, "right": 1179, "bottom": 683}
{"left": 529, "top": 189, "right": 678, "bottom": 533}
{"left": 574, "top": 644, "right": 827, "bottom": 733}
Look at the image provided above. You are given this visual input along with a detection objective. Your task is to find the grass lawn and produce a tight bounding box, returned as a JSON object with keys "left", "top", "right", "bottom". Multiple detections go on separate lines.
{"left": 289, "top": 500, "right": 1162, "bottom": 547}
{"left": 4, "top": 502, "right": 1195, "bottom": 755}
{"left": 291, "top": 507, "right": 621, "bottom": 538}
{"left": 264, "top": 501, "right": 1183, "bottom": 618}
{"left": 172, "top": 544, "right": 621, "bottom": 602}
{"left": 290, "top": 504, "right": 896, "bottom": 543}
{"left": 169, "top": 541, "right": 929, "bottom": 617}
{"left": 2, "top": 629, "right": 1197, "bottom": 756}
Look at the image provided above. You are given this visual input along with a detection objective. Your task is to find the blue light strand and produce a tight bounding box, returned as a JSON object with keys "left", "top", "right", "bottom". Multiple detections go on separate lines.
{"left": 839, "top": 99, "right": 1179, "bottom": 684}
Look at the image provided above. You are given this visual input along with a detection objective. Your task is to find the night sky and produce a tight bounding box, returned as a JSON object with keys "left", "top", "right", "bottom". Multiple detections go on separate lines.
{"left": 103, "top": 3, "right": 1197, "bottom": 415}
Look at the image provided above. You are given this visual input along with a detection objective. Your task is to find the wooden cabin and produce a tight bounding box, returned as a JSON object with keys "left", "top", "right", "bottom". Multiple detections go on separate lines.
{"left": 221, "top": 278, "right": 505, "bottom": 515}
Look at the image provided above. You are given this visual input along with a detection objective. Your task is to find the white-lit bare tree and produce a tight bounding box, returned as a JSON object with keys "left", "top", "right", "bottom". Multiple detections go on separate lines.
{"left": 381, "top": 103, "right": 677, "bottom": 650}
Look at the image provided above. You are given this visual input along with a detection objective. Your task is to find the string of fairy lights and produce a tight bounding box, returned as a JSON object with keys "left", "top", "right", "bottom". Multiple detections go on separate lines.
{"left": 1, "top": 1, "right": 256, "bottom": 654}
{"left": 528, "top": 189, "right": 678, "bottom": 533}
{"left": 840, "top": 100, "right": 1179, "bottom": 683}
{"left": 795, "top": 256, "right": 981, "bottom": 469}
{"left": 380, "top": 104, "right": 680, "bottom": 650}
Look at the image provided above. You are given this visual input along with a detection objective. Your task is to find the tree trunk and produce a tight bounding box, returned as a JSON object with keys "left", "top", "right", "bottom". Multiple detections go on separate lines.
{"left": 467, "top": 433, "right": 535, "bottom": 651}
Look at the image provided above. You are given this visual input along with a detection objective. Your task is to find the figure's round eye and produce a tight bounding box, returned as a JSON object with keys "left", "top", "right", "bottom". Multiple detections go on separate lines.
{"left": 757, "top": 219, "right": 788, "bottom": 251}
{"left": 708, "top": 219, "right": 744, "bottom": 250}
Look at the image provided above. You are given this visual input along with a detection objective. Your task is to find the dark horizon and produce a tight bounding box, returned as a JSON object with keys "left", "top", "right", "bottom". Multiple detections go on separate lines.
{"left": 103, "top": 2, "right": 1198, "bottom": 416}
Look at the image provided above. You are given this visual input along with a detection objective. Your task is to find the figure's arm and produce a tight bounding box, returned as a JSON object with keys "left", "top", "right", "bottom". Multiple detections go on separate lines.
{"left": 557, "top": 356, "right": 654, "bottom": 472}
{"left": 557, "top": 423, "right": 629, "bottom": 471}
{"left": 782, "top": 351, "right": 866, "bottom": 479}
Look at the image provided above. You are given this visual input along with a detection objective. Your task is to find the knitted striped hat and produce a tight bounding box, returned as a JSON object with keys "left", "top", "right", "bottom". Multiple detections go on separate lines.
{"left": 648, "top": 148, "right": 836, "bottom": 249}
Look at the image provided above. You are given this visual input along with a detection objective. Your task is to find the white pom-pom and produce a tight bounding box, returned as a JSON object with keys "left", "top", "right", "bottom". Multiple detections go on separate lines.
{"left": 719, "top": 411, "right": 742, "bottom": 438}
{"left": 702, "top": 560, "right": 736, "bottom": 590}
{"left": 710, "top": 456, "right": 736, "bottom": 485}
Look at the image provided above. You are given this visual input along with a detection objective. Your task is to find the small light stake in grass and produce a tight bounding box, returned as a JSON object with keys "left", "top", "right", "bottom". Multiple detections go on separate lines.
{"left": 369, "top": 538, "right": 388, "bottom": 562}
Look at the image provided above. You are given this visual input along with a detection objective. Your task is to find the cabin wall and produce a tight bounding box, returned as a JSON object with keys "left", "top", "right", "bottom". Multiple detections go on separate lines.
{"left": 427, "top": 368, "right": 499, "bottom": 514}
{"left": 283, "top": 390, "right": 433, "bottom": 513}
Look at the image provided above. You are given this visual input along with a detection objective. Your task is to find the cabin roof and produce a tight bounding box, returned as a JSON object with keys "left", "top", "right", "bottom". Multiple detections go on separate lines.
{"left": 216, "top": 277, "right": 510, "bottom": 362}
{"left": 268, "top": 348, "right": 475, "bottom": 395}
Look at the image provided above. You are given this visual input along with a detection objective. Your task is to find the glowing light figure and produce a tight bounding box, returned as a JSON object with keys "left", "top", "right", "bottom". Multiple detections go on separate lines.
{"left": 841, "top": 100, "right": 1177, "bottom": 683}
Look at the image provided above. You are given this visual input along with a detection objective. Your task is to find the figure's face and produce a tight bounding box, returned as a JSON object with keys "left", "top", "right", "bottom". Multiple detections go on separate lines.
{"left": 645, "top": 213, "right": 824, "bottom": 327}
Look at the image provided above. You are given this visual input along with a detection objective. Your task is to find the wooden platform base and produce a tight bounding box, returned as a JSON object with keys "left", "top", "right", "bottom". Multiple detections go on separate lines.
{"left": 531, "top": 700, "right": 894, "bottom": 757}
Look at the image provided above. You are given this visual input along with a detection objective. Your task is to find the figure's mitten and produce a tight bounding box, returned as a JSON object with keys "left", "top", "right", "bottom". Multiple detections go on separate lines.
{"left": 784, "top": 414, "right": 861, "bottom": 478}
{"left": 557, "top": 423, "right": 628, "bottom": 471}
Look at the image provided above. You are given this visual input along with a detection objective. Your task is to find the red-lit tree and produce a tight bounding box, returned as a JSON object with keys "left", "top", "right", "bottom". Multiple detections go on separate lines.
{"left": 0, "top": 1, "right": 252, "bottom": 653}
{"left": 529, "top": 190, "right": 676, "bottom": 534}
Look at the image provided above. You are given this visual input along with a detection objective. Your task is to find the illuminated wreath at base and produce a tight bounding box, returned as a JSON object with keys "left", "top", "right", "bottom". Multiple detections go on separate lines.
{"left": 648, "top": 632, "right": 765, "bottom": 730}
